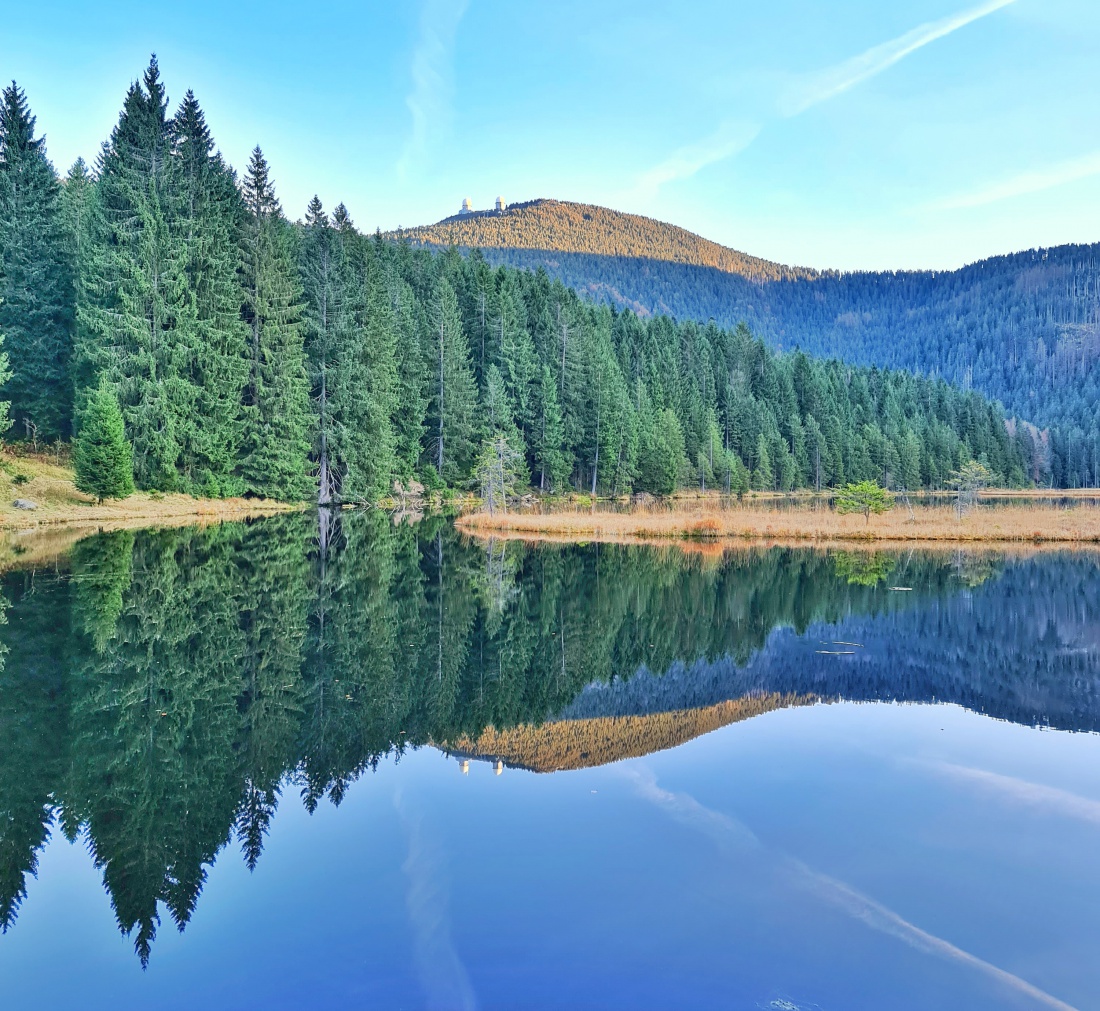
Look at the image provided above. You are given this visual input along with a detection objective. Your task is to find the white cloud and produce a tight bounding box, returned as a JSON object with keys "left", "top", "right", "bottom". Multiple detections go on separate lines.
{"left": 779, "top": 0, "right": 1017, "bottom": 117}
{"left": 630, "top": 120, "right": 760, "bottom": 202}
{"left": 930, "top": 150, "right": 1100, "bottom": 210}
{"left": 397, "top": 0, "right": 470, "bottom": 177}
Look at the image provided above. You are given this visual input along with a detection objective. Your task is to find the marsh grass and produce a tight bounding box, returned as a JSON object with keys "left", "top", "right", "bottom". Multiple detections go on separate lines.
{"left": 457, "top": 494, "right": 1100, "bottom": 545}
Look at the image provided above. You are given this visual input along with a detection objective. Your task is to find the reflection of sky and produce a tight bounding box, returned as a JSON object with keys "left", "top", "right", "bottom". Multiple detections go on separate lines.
{"left": 3, "top": 701, "right": 1098, "bottom": 1010}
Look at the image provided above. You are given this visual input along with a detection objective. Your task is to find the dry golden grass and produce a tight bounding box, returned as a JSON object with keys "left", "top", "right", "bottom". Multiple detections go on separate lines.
{"left": 457, "top": 497, "right": 1100, "bottom": 545}
{"left": 0, "top": 448, "right": 298, "bottom": 537}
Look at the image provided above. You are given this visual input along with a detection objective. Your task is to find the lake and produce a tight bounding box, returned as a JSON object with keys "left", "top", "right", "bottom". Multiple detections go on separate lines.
{"left": 0, "top": 513, "right": 1097, "bottom": 1010}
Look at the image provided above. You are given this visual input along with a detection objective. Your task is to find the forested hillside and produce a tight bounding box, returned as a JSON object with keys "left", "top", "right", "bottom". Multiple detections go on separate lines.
{"left": 401, "top": 200, "right": 1100, "bottom": 487}
{"left": 0, "top": 60, "right": 1030, "bottom": 501}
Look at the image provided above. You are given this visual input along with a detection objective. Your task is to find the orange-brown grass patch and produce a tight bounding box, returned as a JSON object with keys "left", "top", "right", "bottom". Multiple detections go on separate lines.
{"left": 443, "top": 694, "right": 817, "bottom": 773}
{"left": 456, "top": 499, "right": 1100, "bottom": 546}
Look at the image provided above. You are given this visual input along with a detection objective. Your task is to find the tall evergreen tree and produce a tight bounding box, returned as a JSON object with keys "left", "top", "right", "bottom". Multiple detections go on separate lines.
{"left": 73, "top": 381, "right": 134, "bottom": 502}
{"left": 428, "top": 277, "right": 479, "bottom": 483}
{"left": 0, "top": 83, "right": 73, "bottom": 441}
{"left": 239, "top": 148, "right": 312, "bottom": 500}
{"left": 169, "top": 91, "right": 249, "bottom": 494}
{"left": 79, "top": 57, "right": 187, "bottom": 490}
{"left": 533, "top": 364, "right": 567, "bottom": 491}
{"left": 391, "top": 277, "right": 428, "bottom": 479}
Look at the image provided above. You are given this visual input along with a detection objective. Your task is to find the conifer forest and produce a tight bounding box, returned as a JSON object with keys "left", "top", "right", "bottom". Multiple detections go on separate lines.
{"left": 0, "top": 60, "right": 1038, "bottom": 502}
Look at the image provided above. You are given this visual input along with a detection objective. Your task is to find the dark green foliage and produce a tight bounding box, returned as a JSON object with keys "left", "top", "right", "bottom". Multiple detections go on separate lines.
{"left": 73, "top": 382, "right": 134, "bottom": 501}
{"left": 238, "top": 148, "right": 312, "bottom": 500}
{"left": 0, "top": 83, "right": 73, "bottom": 440}
{"left": 0, "top": 60, "right": 1045, "bottom": 498}
{"left": 401, "top": 199, "right": 1100, "bottom": 488}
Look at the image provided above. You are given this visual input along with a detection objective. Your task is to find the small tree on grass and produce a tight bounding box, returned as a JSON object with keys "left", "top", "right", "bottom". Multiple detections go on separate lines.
{"left": 949, "top": 460, "right": 993, "bottom": 517}
{"left": 835, "top": 480, "right": 893, "bottom": 524}
{"left": 74, "top": 383, "right": 134, "bottom": 503}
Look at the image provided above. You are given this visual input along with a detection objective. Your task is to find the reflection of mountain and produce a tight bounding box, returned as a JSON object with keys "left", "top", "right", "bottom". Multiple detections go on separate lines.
{"left": 445, "top": 694, "right": 816, "bottom": 772}
{"left": 0, "top": 514, "right": 1096, "bottom": 961}
{"left": 561, "top": 559, "right": 1100, "bottom": 734}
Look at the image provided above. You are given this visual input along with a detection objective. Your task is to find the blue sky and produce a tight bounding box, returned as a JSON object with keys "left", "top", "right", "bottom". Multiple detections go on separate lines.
{"left": 3, "top": 0, "right": 1098, "bottom": 270}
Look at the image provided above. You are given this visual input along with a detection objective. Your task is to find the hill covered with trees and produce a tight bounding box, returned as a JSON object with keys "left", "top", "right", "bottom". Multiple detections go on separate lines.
{"left": 399, "top": 200, "right": 1100, "bottom": 487}
{"left": 0, "top": 60, "right": 1031, "bottom": 502}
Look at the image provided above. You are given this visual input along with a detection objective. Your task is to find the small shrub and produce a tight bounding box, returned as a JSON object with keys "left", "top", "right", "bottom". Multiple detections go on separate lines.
{"left": 11, "top": 471, "right": 29, "bottom": 486}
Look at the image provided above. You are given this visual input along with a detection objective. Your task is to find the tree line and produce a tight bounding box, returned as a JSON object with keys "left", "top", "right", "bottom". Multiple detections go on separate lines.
{"left": 0, "top": 59, "right": 1030, "bottom": 502}
{"left": 422, "top": 220, "right": 1099, "bottom": 487}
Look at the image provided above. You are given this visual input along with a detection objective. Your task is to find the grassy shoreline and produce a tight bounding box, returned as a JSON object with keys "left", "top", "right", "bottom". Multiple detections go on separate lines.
{"left": 0, "top": 450, "right": 298, "bottom": 535}
{"left": 456, "top": 496, "right": 1100, "bottom": 546}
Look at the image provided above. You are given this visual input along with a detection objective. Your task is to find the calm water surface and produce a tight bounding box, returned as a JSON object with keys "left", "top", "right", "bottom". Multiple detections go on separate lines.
{"left": 0, "top": 514, "right": 1097, "bottom": 1010}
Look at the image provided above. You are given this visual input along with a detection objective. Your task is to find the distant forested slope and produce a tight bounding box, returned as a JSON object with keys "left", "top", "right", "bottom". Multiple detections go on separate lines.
{"left": 396, "top": 200, "right": 1100, "bottom": 486}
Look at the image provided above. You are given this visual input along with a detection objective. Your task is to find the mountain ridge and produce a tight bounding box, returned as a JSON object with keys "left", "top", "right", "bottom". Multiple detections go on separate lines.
{"left": 394, "top": 198, "right": 821, "bottom": 282}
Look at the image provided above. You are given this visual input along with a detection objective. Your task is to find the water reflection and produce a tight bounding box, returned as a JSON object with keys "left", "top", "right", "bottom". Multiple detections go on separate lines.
{"left": 0, "top": 513, "right": 1096, "bottom": 963}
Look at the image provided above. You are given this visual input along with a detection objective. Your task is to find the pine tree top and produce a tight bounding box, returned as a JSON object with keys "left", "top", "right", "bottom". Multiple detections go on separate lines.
{"left": 0, "top": 83, "right": 45, "bottom": 167}
{"left": 333, "top": 203, "right": 354, "bottom": 232}
{"left": 305, "top": 195, "right": 327, "bottom": 228}
{"left": 244, "top": 147, "right": 280, "bottom": 218}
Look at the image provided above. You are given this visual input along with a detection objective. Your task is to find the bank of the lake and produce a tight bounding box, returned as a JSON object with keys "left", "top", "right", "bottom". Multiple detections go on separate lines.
{"left": 456, "top": 494, "right": 1100, "bottom": 544}
{"left": 0, "top": 450, "right": 298, "bottom": 536}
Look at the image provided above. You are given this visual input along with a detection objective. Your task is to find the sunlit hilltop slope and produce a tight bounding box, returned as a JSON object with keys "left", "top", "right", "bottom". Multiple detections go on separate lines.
{"left": 396, "top": 198, "right": 816, "bottom": 282}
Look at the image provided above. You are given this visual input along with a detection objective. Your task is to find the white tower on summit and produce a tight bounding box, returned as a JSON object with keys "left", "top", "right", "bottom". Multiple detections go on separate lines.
{"left": 460, "top": 197, "right": 473, "bottom": 214}
{"left": 495, "top": 195, "right": 505, "bottom": 212}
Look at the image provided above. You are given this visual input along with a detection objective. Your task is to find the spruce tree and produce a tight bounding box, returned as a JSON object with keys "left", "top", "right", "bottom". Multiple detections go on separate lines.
{"left": 753, "top": 433, "right": 774, "bottom": 490}
{"left": 239, "top": 148, "right": 312, "bottom": 500}
{"left": 351, "top": 252, "right": 399, "bottom": 499}
{"left": 73, "top": 382, "right": 135, "bottom": 502}
{"left": 391, "top": 277, "right": 428, "bottom": 479}
{"left": 428, "top": 277, "right": 478, "bottom": 484}
{"left": 79, "top": 57, "right": 187, "bottom": 490}
{"left": 533, "top": 364, "right": 567, "bottom": 491}
{"left": 0, "top": 83, "right": 73, "bottom": 441}
{"left": 300, "top": 197, "right": 384, "bottom": 502}
{"left": 59, "top": 159, "right": 95, "bottom": 394}
{"left": 169, "top": 91, "right": 249, "bottom": 495}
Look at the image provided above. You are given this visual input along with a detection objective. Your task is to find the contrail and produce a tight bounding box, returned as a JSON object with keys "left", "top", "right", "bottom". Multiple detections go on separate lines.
{"left": 634, "top": 1, "right": 1014, "bottom": 200}
{"left": 930, "top": 150, "right": 1100, "bottom": 210}
{"left": 623, "top": 766, "right": 1078, "bottom": 1010}
{"left": 631, "top": 121, "right": 761, "bottom": 202}
{"left": 925, "top": 760, "right": 1100, "bottom": 825}
{"left": 394, "top": 789, "right": 479, "bottom": 1011}
{"left": 780, "top": 0, "right": 1017, "bottom": 116}
{"left": 397, "top": 0, "right": 469, "bottom": 177}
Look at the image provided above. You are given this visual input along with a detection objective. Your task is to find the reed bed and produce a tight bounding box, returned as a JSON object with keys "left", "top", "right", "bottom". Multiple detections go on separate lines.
{"left": 456, "top": 499, "right": 1100, "bottom": 545}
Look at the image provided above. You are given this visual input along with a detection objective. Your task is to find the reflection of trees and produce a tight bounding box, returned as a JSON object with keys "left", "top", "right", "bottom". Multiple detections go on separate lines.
{"left": 1, "top": 518, "right": 1094, "bottom": 961}
{"left": 833, "top": 551, "right": 896, "bottom": 586}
